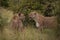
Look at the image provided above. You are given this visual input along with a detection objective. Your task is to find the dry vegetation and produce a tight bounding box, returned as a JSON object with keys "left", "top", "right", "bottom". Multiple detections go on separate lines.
{"left": 0, "top": 25, "right": 56, "bottom": 40}
{"left": 0, "top": 0, "right": 60, "bottom": 40}
{"left": 0, "top": 8, "right": 57, "bottom": 40}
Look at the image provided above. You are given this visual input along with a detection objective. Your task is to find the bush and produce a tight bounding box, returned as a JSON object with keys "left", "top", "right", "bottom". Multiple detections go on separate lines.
{"left": 0, "top": 0, "right": 9, "bottom": 8}
{"left": 0, "top": 13, "right": 8, "bottom": 32}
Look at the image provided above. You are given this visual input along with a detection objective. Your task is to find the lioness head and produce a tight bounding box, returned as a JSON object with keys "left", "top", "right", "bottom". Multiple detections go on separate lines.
{"left": 29, "top": 11, "right": 41, "bottom": 27}
{"left": 18, "top": 13, "right": 25, "bottom": 21}
{"left": 29, "top": 11, "right": 45, "bottom": 28}
{"left": 29, "top": 11, "right": 38, "bottom": 20}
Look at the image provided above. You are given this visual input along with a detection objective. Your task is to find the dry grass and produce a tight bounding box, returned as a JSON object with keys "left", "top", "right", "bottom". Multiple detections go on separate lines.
{"left": 0, "top": 8, "right": 56, "bottom": 40}
{"left": 0, "top": 25, "right": 56, "bottom": 40}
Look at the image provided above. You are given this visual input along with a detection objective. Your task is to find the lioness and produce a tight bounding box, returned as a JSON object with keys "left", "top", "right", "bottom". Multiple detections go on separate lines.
{"left": 11, "top": 13, "right": 25, "bottom": 31}
{"left": 29, "top": 11, "right": 57, "bottom": 30}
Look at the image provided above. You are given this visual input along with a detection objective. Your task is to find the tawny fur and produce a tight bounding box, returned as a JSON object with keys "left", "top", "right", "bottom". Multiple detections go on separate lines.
{"left": 11, "top": 13, "right": 25, "bottom": 31}
{"left": 29, "top": 11, "right": 57, "bottom": 29}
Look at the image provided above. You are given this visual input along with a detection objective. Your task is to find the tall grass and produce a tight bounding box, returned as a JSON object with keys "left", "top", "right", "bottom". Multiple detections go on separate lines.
{"left": 0, "top": 25, "right": 56, "bottom": 40}
{"left": 0, "top": 8, "right": 56, "bottom": 40}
